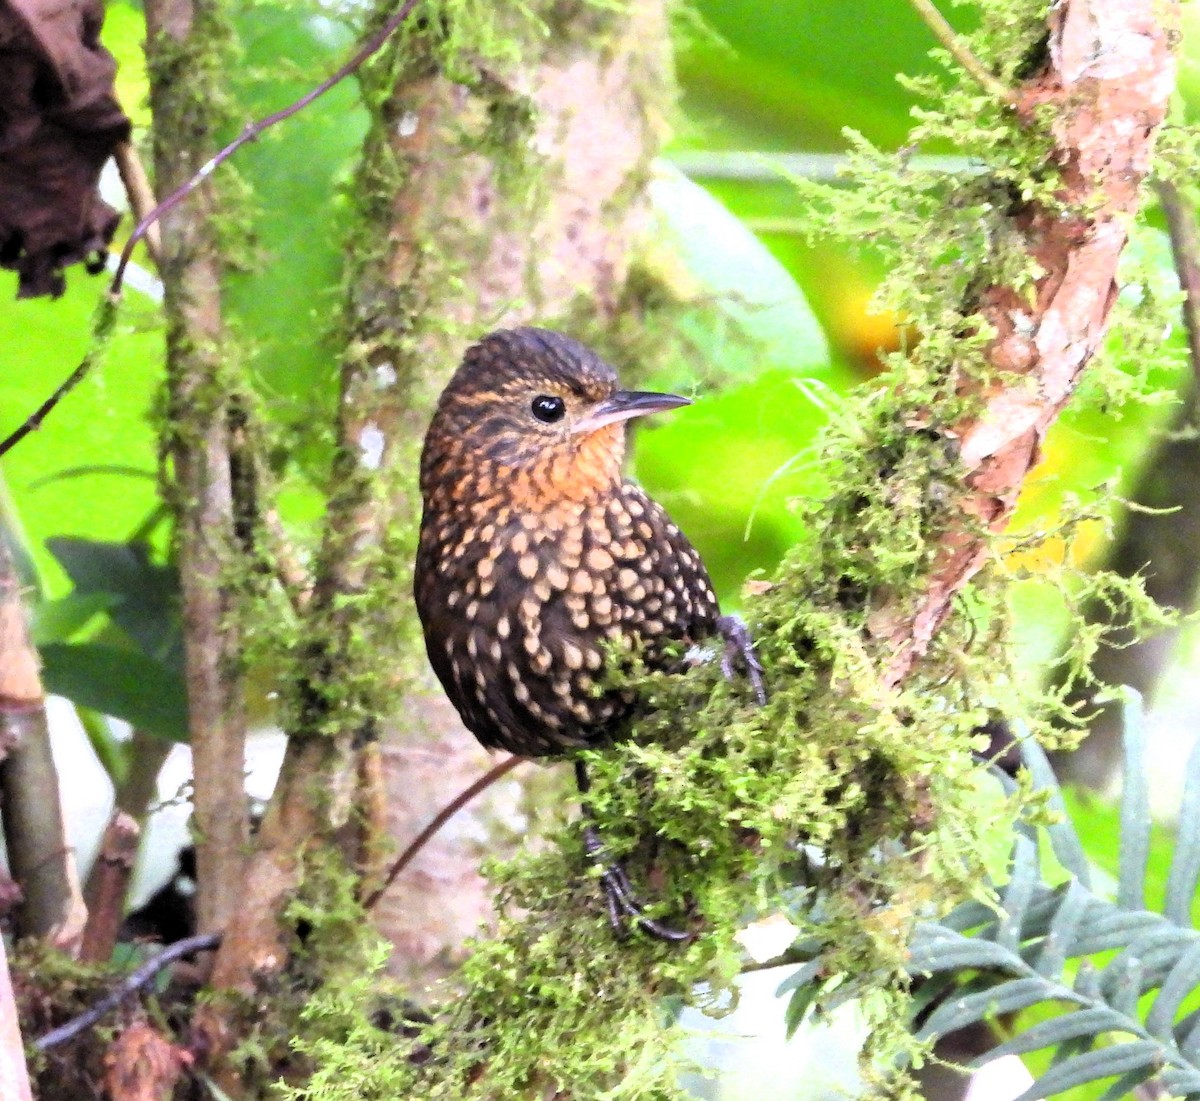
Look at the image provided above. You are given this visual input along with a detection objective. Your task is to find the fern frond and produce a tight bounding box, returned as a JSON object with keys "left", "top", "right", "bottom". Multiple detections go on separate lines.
{"left": 1165, "top": 738, "right": 1200, "bottom": 926}
{"left": 774, "top": 692, "right": 1200, "bottom": 1100}
{"left": 902, "top": 689, "right": 1200, "bottom": 1100}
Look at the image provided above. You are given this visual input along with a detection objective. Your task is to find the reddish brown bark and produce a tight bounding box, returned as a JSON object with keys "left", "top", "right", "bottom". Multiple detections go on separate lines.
{"left": 102, "top": 1019, "right": 191, "bottom": 1101}
{"left": 876, "top": 0, "right": 1178, "bottom": 687}
{"left": 80, "top": 812, "right": 141, "bottom": 965}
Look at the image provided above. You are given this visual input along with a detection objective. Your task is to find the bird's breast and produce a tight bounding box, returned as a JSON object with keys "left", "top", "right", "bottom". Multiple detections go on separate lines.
{"left": 415, "top": 484, "right": 719, "bottom": 756}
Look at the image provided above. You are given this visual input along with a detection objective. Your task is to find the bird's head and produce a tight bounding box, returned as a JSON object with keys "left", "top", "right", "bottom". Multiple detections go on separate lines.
{"left": 420, "top": 328, "right": 690, "bottom": 507}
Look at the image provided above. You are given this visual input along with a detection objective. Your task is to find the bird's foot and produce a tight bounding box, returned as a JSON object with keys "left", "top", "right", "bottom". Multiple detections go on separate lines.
{"left": 582, "top": 825, "right": 691, "bottom": 942}
{"left": 717, "top": 614, "right": 767, "bottom": 706}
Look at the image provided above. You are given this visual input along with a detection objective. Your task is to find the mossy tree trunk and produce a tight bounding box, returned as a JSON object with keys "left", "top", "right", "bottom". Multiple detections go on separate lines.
{"left": 188, "top": 0, "right": 676, "bottom": 1081}
{"left": 144, "top": 0, "right": 250, "bottom": 939}
{"left": 366, "top": 0, "right": 674, "bottom": 992}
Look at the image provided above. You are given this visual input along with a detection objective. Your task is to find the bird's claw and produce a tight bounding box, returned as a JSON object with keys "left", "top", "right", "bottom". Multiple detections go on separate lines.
{"left": 717, "top": 614, "right": 767, "bottom": 706}
{"left": 583, "top": 826, "right": 691, "bottom": 942}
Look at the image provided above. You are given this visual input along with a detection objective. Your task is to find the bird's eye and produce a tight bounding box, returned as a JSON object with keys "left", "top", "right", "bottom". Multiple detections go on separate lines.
{"left": 531, "top": 394, "right": 566, "bottom": 423}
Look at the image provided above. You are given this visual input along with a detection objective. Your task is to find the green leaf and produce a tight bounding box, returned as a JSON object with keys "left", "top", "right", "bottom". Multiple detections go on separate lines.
{"left": 1075, "top": 911, "right": 1174, "bottom": 956}
{"left": 1180, "top": 1006, "right": 1200, "bottom": 1063}
{"left": 1166, "top": 737, "right": 1200, "bottom": 927}
{"left": 1147, "top": 941, "right": 1200, "bottom": 1039}
{"left": 40, "top": 643, "right": 189, "bottom": 742}
{"left": 908, "top": 924, "right": 1032, "bottom": 977}
{"left": 774, "top": 958, "right": 822, "bottom": 996}
{"left": 221, "top": 0, "right": 367, "bottom": 451}
{"left": 997, "top": 833, "right": 1039, "bottom": 953}
{"left": 918, "top": 978, "right": 1071, "bottom": 1040}
{"left": 1094, "top": 1064, "right": 1160, "bottom": 1101}
{"left": 30, "top": 591, "right": 120, "bottom": 644}
{"left": 45, "top": 538, "right": 181, "bottom": 667}
{"left": 0, "top": 283, "right": 166, "bottom": 596}
{"left": 1101, "top": 954, "right": 1146, "bottom": 1022}
{"left": 677, "top": 0, "right": 953, "bottom": 151}
{"left": 970, "top": 1009, "right": 1128, "bottom": 1067}
{"left": 781, "top": 961, "right": 824, "bottom": 1038}
{"left": 1034, "top": 879, "right": 1092, "bottom": 981}
{"left": 643, "top": 162, "right": 830, "bottom": 382}
{"left": 1018, "top": 732, "right": 1091, "bottom": 888}
{"left": 1160, "top": 1064, "right": 1200, "bottom": 1097}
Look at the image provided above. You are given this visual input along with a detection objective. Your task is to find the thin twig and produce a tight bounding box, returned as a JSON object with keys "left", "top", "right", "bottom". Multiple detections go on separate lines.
{"left": 0, "top": 354, "right": 100, "bottom": 460}
{"left": 907, "top": 0, "right": 1014, "bottom": 104}
{"left": 263, "top": 507, "right": 311, "bottom": 613}
{"left": 110, "top": 0, "right": 423, "bottom": 293}
{"left": 80, "top": 812, "right": 141, "bottom": 964}
{"left": 0, "top": 0, "right": 425, "bottom": 461}
{"left": 1157, "top": 179, "right": 1200, "bottom": 390}
{"left": 33, "top": 933, "right": 221, "bottom": 1051}
{"left": 362, "top": 755, "right": 525, "bottom": 911}
{"left": 113, "top": 142, "right": 162, "bottom": 266}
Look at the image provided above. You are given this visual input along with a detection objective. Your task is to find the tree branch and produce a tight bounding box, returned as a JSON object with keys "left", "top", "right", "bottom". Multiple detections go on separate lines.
{"left": 362, "top": 755, "right": 524, "bottom": 911}
{"left": 33, "top": 933, "right": 221, "bottom": 1051}
{"left": 878, "top": 0, "right": 1176, "bottom": 688}
{"left": 907, "top": 0, "right": 1014, "bottom": 103}
{"left": 113, "top": 141, "right": 161, "bottom": 266}
{"left": 0, "top": 532, "right": 86, "bottom": 949}
{"left": 79, "top": 811, "right": 141, "bottom": 964}
{"left": 144, "top": 0, "right": 247, "bottom": 938}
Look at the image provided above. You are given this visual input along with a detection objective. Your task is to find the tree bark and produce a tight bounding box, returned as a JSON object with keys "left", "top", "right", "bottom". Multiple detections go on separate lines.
{"left": 0, "top": 532, "right": 86, "bottom": 948}
{"left": 144, "top": 0, "right": 249, "bottom": 937}
{"left": 371, "top": 0, "right": 673, "bottom": 989}
{"left": 205, "top": 0, "right": 674, "bottom": 1005}
{"left": 875, "top": 0, "right": 1177, "bottom": 687}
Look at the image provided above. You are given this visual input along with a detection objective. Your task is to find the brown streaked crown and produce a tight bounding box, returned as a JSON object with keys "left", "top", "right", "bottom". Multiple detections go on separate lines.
{"left": 420, "top": 328, "right": 624, "bottom": 499}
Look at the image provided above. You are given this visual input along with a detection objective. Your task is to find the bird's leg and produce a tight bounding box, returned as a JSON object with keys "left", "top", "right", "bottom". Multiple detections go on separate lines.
{"left": 574, "top": 761, "right": 691, "bottom": 942}
{"left": 716, "top": 614, "right": 767, "bottom": 706}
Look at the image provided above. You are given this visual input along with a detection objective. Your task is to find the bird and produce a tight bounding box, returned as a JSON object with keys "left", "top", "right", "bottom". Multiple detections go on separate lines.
{"left": 414, "top": 327, "right": 764, "bottom": 938}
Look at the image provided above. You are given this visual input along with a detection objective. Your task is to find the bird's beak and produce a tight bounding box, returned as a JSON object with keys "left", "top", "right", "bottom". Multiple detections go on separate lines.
{"left": 572, "top": 390, "right": 692, "bottom": 435}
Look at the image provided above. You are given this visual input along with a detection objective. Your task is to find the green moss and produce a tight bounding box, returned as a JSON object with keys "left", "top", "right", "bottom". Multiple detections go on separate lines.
{"left": 281, "top": 0, "right": 1191, "bottom": 1097}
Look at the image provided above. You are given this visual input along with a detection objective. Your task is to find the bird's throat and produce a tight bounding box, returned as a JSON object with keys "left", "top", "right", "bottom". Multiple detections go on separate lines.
{"left": 433, "top": 423, "right": 624, "bottom": 513}
{"left": 516, "top": 423, "right": 627, "bottom": 509}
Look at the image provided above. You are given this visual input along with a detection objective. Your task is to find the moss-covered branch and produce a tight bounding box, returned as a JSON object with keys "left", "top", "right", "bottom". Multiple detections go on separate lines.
{"left": 876, "top": 0, "right": 1176, "bottom": 687}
